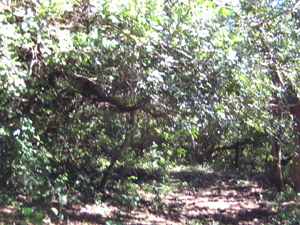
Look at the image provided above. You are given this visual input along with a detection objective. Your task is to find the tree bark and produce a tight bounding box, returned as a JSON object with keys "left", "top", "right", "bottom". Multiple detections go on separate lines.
{"left": 269, "top": 138, "right": 284, "bottom": 191}
{"left": 234, "top": 146, "right": 239, "bottom": 169}
{"left": 270, "top": 70, "right": 284, "bottom": 191}
{"left": 99, "top": 111, "right": 135, "bottom": 191}
{"left": 99, "top": 132, "right": 130, "bottom": 190}
{"left": 291, "top": 153, "right": 300, "bottom": 192}
{"left": 289, "top": 97, "right": 300, "bottom": 192}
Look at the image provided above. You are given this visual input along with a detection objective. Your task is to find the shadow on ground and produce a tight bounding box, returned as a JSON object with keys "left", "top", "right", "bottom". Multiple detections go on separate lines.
{"left": 0, "top": 170, "right": 278, "bottom": 224}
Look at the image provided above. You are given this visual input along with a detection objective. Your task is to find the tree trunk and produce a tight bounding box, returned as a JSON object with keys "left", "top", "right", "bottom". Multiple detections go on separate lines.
{"left": 289, "top": 97, "right": 300, "bottom": 192}
{"left": 99, "top": 133, "right": 130, "bottom": 190}
{"left": 99, "top": 111, "right": 135, "bottom": 191}
{"left": 234, "top": 146, "right": 239, "bottom": 169}
{"left": 269, "top": 138, "right": 284, "bottom": 191}
{"left": 291, "top": 154, "right": 300, "bottom": 192}
{"left": 270, "top": 70, "right": 284, "bottom": 191}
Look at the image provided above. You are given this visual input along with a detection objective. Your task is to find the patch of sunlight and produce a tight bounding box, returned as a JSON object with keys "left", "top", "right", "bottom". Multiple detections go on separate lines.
{"left": 169, "top": 163, "right": 213, "bottom": 172}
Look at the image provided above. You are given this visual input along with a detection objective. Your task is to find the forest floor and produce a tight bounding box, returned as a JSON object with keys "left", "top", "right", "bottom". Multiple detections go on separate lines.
{"left": 0, "top": 169, "right": 296, "bottom": 225}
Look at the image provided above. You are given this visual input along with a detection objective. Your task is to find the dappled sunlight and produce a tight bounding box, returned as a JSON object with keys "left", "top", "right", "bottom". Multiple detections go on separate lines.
{"left": 72, "top": 171, "right": 275, "bottom": 224}
{"left": 1, "top": 0, "right": 299, "bottom": 224}
{"left": 0, "top": 170, "right": 284, "bottom": 224}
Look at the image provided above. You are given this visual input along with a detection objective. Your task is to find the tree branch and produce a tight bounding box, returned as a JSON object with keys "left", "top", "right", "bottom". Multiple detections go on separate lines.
{"left": 74, "top": 74, "right": 140, "bottom": 112}
{"left": 213, "top": 139, "right": 256, "bottom": 151}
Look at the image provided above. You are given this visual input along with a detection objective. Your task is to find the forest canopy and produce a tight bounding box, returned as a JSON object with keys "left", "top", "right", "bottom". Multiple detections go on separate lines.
{"left": 0, "top": 0, "right": 300, "bottom": 215}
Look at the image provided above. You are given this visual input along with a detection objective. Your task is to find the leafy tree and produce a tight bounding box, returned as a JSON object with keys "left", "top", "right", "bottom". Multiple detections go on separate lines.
{"left": 0, "top": 0, "right": 299, "bottom": 207}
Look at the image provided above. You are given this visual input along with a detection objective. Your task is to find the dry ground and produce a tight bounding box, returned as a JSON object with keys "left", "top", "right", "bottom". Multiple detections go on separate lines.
{"left": 0, "top": 170, "right": 283, "bottom": 224}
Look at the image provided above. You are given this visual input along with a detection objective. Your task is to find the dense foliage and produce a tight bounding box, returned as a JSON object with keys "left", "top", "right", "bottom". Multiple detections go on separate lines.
{"left": 0, "top": 0, "right": 299, "bottom": 212}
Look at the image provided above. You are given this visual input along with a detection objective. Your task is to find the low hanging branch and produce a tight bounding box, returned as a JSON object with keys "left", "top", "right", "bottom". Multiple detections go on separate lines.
{"left": 213, "top": 139, "right": 255, "bottom": 152}
{"left": 209, "top": 134, "right": 267, "bottom": 151}
{"left": 74, "top": 74, "right": 140, "bottom": 112}
{"left": 73, "top": 73, "right": 168, "bottom": 118}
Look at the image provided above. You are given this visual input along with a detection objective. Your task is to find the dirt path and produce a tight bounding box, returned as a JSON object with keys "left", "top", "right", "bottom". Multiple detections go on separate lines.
{"left": 0, "top": 171, "right": 278, "bottom": 224}
{"left": 75, "top": 171, "right": 276, "bottom": 224}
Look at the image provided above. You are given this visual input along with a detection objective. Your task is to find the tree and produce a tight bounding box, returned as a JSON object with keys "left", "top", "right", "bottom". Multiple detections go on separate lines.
{"left": 289, "top": 94, "right": 300, "bottom": 192}
{"left": 1, "top": 0, "right": 300, "bottom": 204}
{"left": 236, "top": 0, "right": 300, "bottom": 191}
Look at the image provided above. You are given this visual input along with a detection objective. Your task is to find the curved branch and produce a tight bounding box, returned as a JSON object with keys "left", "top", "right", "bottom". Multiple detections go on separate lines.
{"left": 70, "top": 73, "right": 166, "bottom": 117}
{"left": 74, "top": 74, "right": 139, "bottom": 112}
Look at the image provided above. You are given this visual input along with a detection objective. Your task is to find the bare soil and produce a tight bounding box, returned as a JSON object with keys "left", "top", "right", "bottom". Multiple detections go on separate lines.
{"left": 0, "top": 170, "right": 280, "bottom": 224}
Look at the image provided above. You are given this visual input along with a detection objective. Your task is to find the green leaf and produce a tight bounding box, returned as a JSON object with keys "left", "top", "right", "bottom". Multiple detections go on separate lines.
{"left": 22, "top": 207, "right": 35, "bottom": 215}
{"left": 36, "top": 211, "right": 44, "bottom": 220}
{"left": 128, "top": 175, "right": 138, "bottom": 180}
